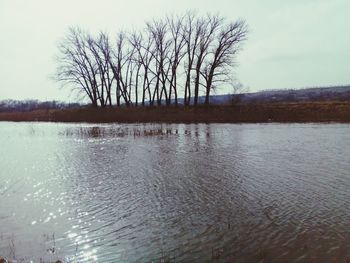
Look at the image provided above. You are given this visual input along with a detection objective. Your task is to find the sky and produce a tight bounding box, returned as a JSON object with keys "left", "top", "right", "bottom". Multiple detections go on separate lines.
{"left": 0, "top": 0, "right": 349, "bottom": 101}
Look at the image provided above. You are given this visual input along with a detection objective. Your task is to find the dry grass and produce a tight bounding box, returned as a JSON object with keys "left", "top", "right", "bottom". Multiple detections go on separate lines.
{"left": 0, "top": 101, "right": 350, "bottom": 123}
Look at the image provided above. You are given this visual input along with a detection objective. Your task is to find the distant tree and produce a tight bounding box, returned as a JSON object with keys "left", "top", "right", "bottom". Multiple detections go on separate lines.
{"left": 229, "top": 82, "right": 249, "bottom": 105}
{"left": 0, "top": 99, "right": 81, "bottom": 112}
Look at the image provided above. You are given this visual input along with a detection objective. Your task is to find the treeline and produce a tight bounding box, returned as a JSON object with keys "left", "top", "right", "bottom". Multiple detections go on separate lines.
{"left": 0, "top": 100, "right": 80, "bottom": 112}
{"left": 55, "top": 12, "right": 248, "bottom": 107}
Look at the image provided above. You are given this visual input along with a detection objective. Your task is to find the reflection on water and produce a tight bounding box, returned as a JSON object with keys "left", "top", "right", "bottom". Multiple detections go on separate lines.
{"left": 62, "top": 125, "right": 189, "bottom": 138}
{"left": 0, "top": 122, "right": 350, "bottom": 262}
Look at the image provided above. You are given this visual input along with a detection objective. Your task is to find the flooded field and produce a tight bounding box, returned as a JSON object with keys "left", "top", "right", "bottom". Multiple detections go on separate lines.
{"left": 0, "top": 122, "right": 350, "bottom": 262}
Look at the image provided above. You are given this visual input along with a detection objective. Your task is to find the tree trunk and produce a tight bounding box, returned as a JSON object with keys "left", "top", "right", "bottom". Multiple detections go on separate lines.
{"left": 194, "top": 72, "right": 200, "bottom": 105}
{"left": 204, "top": 78, "right": 213, "bottom": 105}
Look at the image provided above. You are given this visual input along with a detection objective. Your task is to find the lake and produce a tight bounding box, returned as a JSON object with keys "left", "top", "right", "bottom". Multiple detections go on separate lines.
{"left": 0, "top": 122, "right": 349, "bottom": 262}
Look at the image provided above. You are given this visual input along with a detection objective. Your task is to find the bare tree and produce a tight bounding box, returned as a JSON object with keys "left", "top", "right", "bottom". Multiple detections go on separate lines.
{"left": 182, "top": 11, "right": 201, "bottom": 105}
{"left": 193, "top": 14, "right": 223, "bottom": 105}
{"left": 201, "top": 20, "right": 248, "bottom": 105}
{"left": 55, "top": 12, "right": 248, "bottom": 108}
{"left": 108, "top": 32, "right": 135, "bottom": 106}
{"left": 87, "top": 32, "right": 114, "bottom": 107}
{"left": 146, "top": 19, "right": 172, "bottom": 105}
{"left": 55, "top": 27, "right": 99, "bottom": 107}
{"left": 129, "top": 31, "right": 155, "bottom": 106}
{"left": 166, "top": 14, "right": 186, "bottom": 105}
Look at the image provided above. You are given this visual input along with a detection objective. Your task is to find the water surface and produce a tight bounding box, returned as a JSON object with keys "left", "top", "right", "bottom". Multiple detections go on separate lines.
{"left": 0, "top": 122, "right": 350, "bottom": 262}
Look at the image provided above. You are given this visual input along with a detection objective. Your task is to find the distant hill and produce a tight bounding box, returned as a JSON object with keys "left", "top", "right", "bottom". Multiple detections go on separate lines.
{"left": 200, "top": 85, "right": 350, "bottom": 105}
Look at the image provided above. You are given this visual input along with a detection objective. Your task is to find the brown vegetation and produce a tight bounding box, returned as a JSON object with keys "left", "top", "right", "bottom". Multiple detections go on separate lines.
{"left": 0, "top": 101, "right": 349, "bottom": 123}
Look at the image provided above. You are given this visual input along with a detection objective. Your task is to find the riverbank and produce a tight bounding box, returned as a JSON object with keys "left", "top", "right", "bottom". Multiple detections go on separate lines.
{"left": 0, "top": 101, "right": 349, "bottom": 123}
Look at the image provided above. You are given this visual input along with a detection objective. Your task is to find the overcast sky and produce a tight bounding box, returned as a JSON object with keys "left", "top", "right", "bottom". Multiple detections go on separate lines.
{"left": 0, "top": 0, "right": 349, "bottom": 101}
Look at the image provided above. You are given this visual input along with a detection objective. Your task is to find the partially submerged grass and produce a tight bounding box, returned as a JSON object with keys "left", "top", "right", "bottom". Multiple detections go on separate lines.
{"left": 0, "top": 258, "right": 62, "bottom": 263}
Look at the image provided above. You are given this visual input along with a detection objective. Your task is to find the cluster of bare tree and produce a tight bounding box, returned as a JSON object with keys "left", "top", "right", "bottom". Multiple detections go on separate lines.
{"left": 55, "top": 12, "right": 248, "bottom": 107}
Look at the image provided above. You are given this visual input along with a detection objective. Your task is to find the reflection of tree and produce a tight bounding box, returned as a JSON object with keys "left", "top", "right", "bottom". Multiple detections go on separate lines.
{"left": 88, "top": 126, "right": 102, "bottom": 137}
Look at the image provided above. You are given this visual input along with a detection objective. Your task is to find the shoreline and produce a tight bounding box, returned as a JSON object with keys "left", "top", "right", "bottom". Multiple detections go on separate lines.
{"left": 0, "top": 101, "right": 350, "bottom": 124}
